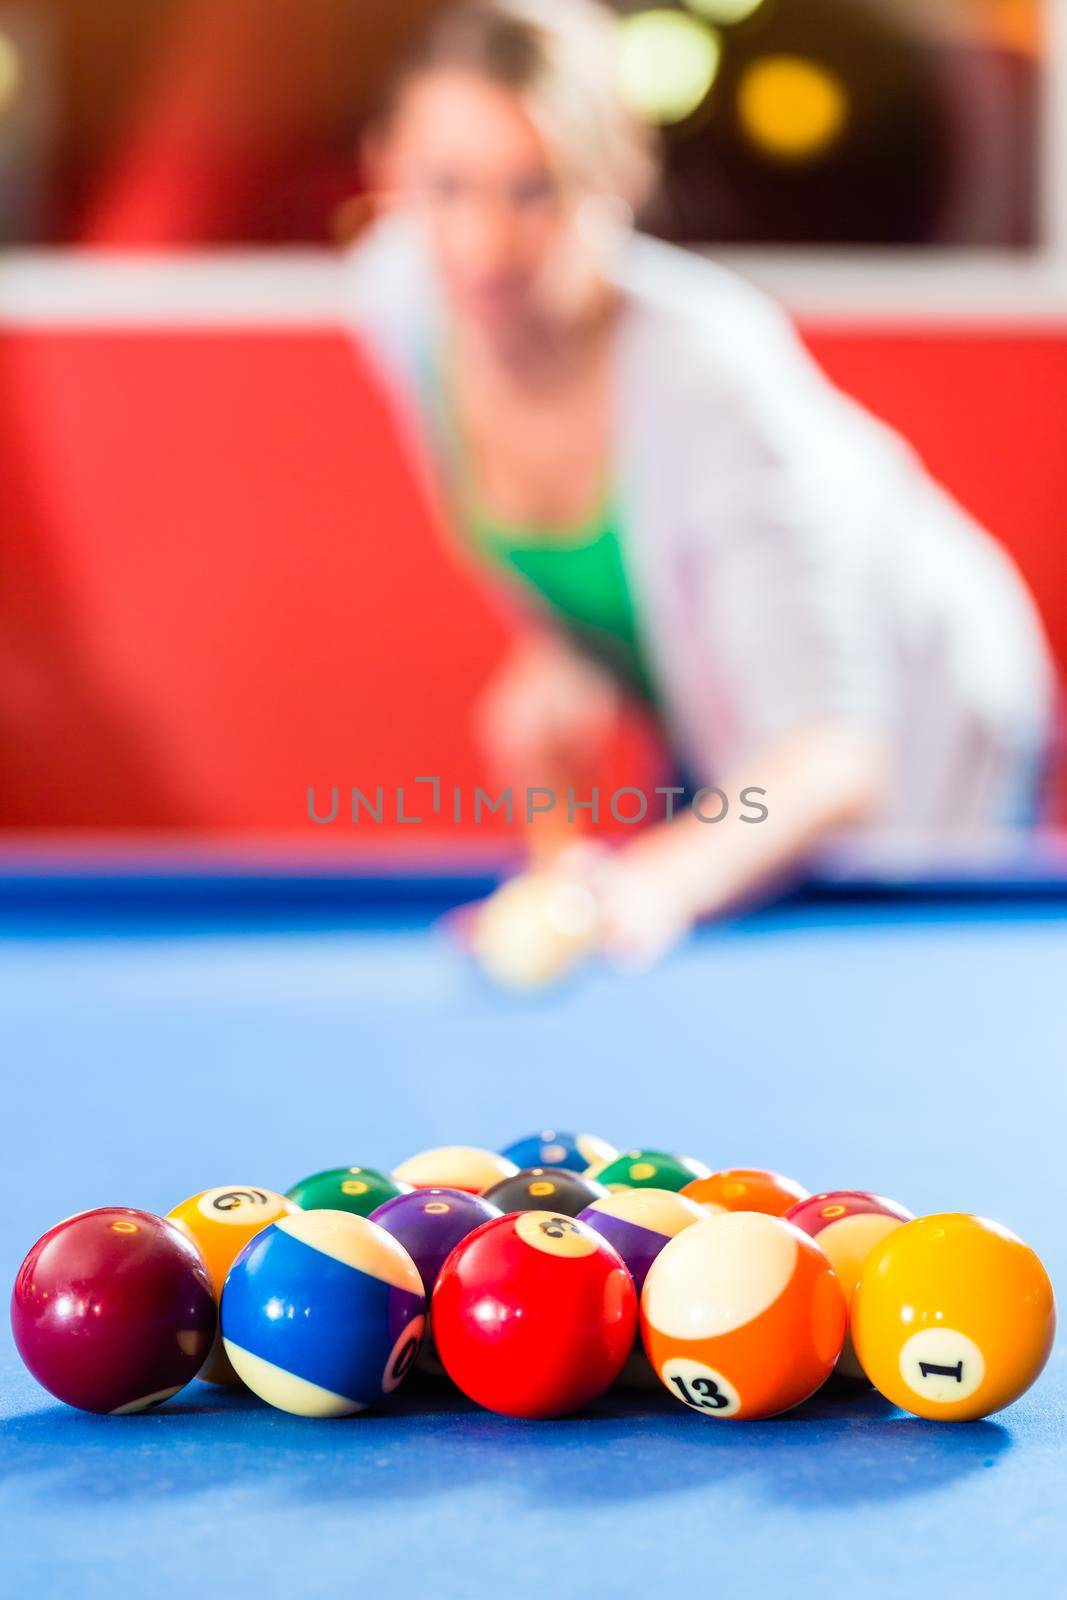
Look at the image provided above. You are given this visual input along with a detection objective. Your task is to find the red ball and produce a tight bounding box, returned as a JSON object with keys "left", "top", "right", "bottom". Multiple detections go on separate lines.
{"left": 432, "top": 1211, "right": 637, "bottom": 1418}
{"left": 11, "top": 1207, "right": 217, "bottom": 1414}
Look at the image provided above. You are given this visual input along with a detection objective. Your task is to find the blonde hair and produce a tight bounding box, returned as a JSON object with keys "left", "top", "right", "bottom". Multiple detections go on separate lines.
{"left": 395, "top": 0, "right": 661, "bottom": 210}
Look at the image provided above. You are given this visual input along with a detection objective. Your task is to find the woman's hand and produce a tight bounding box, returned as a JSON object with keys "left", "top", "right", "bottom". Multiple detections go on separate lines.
{"left": 473, "top": 634, "right": 623, "bottom": 860}
{"left": 469, "top": 840, "right": 695, "bottom": 990}
{"left": 474, "top": 634, "right": 622, "bottom": 791}
{"left": 469, "top": 721, "right": 890, "bottom": 988}
{"left": 547, "top": 841, "right": 696, "bottom": 970}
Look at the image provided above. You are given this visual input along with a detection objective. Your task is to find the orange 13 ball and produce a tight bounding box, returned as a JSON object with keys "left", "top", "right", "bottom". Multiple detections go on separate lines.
{"left": 850, "top": 1213, "right": 1056, "bottom": 1421}
{"left": 167, "top": 1186, "right": 301, "bottom": 1384}
{"left": 682, "top": 1168, "right": 808, "bottom": 1217}
{"left": 641, "top": 1212, "right": 846, "bottom": 1419}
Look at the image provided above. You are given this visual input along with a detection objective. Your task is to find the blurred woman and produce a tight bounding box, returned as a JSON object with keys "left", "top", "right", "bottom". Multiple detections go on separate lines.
{"left": 344, "top": 0, "right": 1054, "bottom": 969}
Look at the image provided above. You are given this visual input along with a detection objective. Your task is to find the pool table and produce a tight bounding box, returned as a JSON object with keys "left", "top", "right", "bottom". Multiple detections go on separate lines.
{"left": 1, "top": 856, "right": 1064, "bottom": 1599}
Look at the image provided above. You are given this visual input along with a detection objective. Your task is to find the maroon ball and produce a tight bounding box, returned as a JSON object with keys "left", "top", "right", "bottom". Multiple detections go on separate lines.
{"left": 11, "top": 1207, "right": 217, "bottom": 1414}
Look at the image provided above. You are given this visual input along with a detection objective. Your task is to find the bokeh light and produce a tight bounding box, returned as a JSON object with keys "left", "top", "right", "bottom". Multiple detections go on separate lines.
{"left": 984, "top": 0, "right": 1042, "bottom": 55}
{"left": 683, "top": 0, "right": 768, "bottom": 24}
{"left": 0, "top": 30, "right": 22, "bottom": 115}
{"left": 618, "top": 10, "right": 722, "bottom": 127}
{"left": 738, "top": 54, "right": 849, "bottom": 162}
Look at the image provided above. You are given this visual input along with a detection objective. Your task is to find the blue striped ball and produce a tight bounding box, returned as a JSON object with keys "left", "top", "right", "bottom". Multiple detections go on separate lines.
{"left": 221, "top": 1210, "right": 425, "bottom": 1416}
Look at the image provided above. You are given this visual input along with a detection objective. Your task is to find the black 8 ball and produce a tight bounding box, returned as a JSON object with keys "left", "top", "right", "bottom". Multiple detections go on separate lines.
{"left": 483, "top": 1167, "right": 608, "bottom": 1218}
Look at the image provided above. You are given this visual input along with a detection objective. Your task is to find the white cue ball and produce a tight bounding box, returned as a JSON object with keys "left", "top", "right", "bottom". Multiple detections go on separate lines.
{"left": 472, "top": 873, "right": 599, "bottom": 991}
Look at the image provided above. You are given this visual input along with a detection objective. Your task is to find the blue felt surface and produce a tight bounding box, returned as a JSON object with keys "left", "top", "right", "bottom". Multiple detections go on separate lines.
{"left": 1, "top": 896, "right": 1065, "bottom": 1598}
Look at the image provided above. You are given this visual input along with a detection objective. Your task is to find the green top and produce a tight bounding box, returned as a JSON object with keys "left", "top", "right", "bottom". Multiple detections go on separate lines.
{"left": 469, "top": 502, "right": 657, "bottom": 704}
{"left": 426, "top": 347, "right": 654, "bottom": 701}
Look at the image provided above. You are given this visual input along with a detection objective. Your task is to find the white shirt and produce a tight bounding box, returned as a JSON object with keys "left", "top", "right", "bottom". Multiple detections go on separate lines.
{"left": 344, "top": 216, "right": 1055, "bottom": 833}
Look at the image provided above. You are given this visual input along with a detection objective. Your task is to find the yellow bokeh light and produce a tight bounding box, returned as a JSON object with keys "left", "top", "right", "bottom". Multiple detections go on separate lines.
{"left": 619, "top": 11, "right": 722, "bottom": 127}
{"left": 0, "top": 31, "right": 22, "bottom": 114}
{"left": 738, "top": 54, "right": 850, "bottom": 162}
{"left": 684, "top": 0, "right": 767, "bottom": 24}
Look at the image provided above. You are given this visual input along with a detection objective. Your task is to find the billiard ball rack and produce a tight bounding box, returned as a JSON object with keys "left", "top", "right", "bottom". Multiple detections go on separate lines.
{"left": 10, "top": 1140, "right": 1056, "bottom": 1425}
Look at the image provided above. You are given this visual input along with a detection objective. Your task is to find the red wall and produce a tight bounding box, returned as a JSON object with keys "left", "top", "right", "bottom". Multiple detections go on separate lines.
{"left": 811, "top": 330, "right": 1067, "bottom": 677}
{"left": 0, "top": 323, "right": 1064, "bottom": 838}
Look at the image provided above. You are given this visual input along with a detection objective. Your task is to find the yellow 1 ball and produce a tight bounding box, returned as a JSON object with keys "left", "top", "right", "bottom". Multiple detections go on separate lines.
{"left": 851, "top": 1213, "right": 1056, "bottom": 1421}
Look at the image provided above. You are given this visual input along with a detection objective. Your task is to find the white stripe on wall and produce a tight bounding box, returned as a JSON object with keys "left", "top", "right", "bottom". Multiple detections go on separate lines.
{"left": 2, "top": 248, "right": 1067, "bottom": 328}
